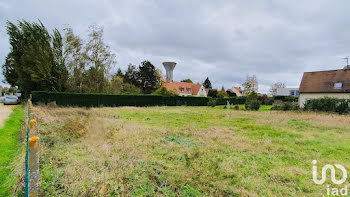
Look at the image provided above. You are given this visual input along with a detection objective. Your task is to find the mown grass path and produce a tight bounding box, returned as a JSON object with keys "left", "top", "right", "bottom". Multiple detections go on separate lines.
{"left": 0, "top": 106, "right": 25, "bottom": 196}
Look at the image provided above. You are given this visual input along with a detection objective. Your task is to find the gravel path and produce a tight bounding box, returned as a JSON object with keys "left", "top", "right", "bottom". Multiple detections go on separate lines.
{"left": 0, "top": 103, "right": 12, "bottom": 128}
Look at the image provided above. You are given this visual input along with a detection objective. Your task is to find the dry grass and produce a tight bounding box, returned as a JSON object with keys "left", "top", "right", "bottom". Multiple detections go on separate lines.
{"left": 31, "top": 106, "right": 350, "bottom": 196}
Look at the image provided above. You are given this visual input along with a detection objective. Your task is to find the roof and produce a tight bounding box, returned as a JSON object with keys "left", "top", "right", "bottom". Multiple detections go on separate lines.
{"left": 163, "top": 82, "right": 203, "bottom": 95}
{"left": 299, "top": 69, "right": 350, "bottom": 93}
{"left": 227, "top": 87, "right": 243, "bottom": 95}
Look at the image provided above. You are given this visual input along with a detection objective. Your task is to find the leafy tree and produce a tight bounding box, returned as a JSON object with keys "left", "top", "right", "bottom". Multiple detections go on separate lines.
{"left": 181, "top": 78, "right": 193, "bottom": 83}
{"left": 122, "top": 83, "right": 141, "bottom": 94}
{"left": 217, "top": 90, "right": 229, "bottom": 98}
{"left": 63, "top": 27, "right": 86, "bottom": 92}
{"left": 207, "top": 89, "right": 218, "bottom": 98}
{"left": 3, "top": 20, "right": 68, "bottom": 97}
{"left": 203, "top": 77, "right": 212, "bottom": 89}
{"left": 152, "top": 87, "right": 177, "bottom": 96}
{"left": 108, "top": 76, "right": 141, "bottom": 94}
{"left": 124, "top": 63, "right": 139, "bottom": 87}
{"left": 138, "top": 60, "right": 159, "bottom": 94}
{"left": 242, "top": 75, "right": 258, "bottom": 95}
{"left": 115, "top": 68, "right": 124, "bottom": 78}
{"left": 269, "top": 82, "right": 285, "bottom": 96}
{"left": 83, "top": 25, "right": 116, "bottom": 93}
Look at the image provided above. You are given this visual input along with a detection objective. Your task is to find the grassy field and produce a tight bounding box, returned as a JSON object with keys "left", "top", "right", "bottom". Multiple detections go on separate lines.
{"left": 0, "top": 106, "right": 25, "bottom": 196}
{"left": 32, "top": 106, "right": 350, "bottom": 196}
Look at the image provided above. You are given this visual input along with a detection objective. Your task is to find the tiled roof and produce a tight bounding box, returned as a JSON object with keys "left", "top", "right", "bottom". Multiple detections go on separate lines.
{"left": 299, "top": 69, "right": 350, "bottom": 93}
{"left": 163, "top": 82, "right": 203, "bottom": 95}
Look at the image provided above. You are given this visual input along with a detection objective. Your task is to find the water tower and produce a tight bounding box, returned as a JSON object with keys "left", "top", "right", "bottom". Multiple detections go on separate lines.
{"left": 162, "top": 62, "right": 176, "bottom": 82}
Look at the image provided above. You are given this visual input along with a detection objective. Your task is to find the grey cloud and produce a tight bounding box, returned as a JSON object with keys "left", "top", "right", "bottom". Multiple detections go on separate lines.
{"left": 1, "top": 0, "right": 350, "bottom": 92}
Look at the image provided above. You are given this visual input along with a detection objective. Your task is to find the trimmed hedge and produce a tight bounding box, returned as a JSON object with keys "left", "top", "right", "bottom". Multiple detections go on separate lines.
{"left": 303, "top": 97, "right": 350, "bottom": 114}
{"left": 273, "top": 96, "right": 298, "bottom": 102}
{"left": 32, "top": 91, "right": 210, "bottom": 107}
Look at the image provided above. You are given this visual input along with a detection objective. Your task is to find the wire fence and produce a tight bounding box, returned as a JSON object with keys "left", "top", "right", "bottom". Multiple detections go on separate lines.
{"left": 24, "top": 101, "right": 31, "bottom": 197}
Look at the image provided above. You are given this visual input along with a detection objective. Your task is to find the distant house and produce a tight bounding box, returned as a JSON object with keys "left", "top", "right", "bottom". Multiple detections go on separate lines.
{"left": 226, "top": 87, "right": 244, "bottom": 97}
{"left": 163, "top": 82, "right": 208, "bottom": 97}
{"left": 276, "top": 88, "right": 299, "bottom": 97}
{"left": 298, "top": 68, "right": 350, "bottom": 107}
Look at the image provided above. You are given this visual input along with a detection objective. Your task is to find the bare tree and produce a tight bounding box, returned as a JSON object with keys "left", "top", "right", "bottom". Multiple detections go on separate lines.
{"left": 242, "top": 75, "right": 258, "bottom": 94}
{"left": 269, "top": 82, "right": 285, "bottom": 96}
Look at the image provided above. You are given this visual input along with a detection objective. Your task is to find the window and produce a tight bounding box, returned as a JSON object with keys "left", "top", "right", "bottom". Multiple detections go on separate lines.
{"left": 180, "top": 87, "right": 184, "bottom": 92}
{"left": 187, "top": 88, "right": 191, "bottom": 92}
{"left": 289, "top": 90, "right": 295, "bottom": 96}
{"left": 334, "top": 82, "right": 343, "bottom": 89}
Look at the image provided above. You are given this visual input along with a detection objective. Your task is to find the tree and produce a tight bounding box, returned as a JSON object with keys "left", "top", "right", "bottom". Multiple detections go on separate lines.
{"left": 83, "top": 25, "right": 116, "bottom": 93}
{"left": 207, "top": 89, "right": 218, "bottom": 98}
{"left": 3, "top": 20, "right": 68, "bottom": 97}
{"left": 138, "top": 60, "right": 159, "bottom": 94}
{"left": 115, "top": 68, "right": 124, "bottom": 78}
{"left": 217, "top": 90, "right": 229, "bottom": 98}
{"left": 152, "top": 87, "right": 177, "bottom": 96}
{"left": 63, "top": 27, "right": 86, "bottom": 92}
{"left": 221, "top": 86, "right": 225, "bottom": 91}
{"left": 181, "top": 78, "right": 193, "bottom": 83}
{"left": 124, "top": 63, "right": 139, "bottom": 86}
{"left": 203, "top": 77, "right": 212, "bottom": 89}
{"left": 269, "top": 82, "right": 285, "bottom": 96}
{"left": 242, "top": 75, "right": 258, "bottom": 95}
{"left": 108, "top": 76, "right": 141, "bottom": 94}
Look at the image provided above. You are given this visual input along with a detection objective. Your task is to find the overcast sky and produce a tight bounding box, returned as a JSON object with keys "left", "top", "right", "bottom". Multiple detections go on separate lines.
{"left": 1, "top": 0, "right": 350, "bottom": 93}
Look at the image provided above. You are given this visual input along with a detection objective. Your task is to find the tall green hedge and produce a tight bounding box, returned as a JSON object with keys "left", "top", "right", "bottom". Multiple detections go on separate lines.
{"left": 32, "top": 91, "right": 210, "bottom": 107}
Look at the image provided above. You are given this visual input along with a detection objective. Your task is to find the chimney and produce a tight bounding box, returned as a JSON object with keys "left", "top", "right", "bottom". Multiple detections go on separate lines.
{"left": 162, "top": 62, "right": 176, "bottom": 82}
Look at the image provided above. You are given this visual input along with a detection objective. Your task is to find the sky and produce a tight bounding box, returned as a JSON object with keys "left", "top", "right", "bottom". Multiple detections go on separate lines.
{"left": 1, "top": 0, "right": 350, "bottom": 93}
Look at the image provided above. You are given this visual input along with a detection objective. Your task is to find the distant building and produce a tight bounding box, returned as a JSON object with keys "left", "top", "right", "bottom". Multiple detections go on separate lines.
{"left": 276, "top": 88, "right": 299, "bottom": 97}
{"left": 226, "top": 87, "right": 244, "bottom": 97}
{"left": 298, "top": 68, "right": 350, "bottom": 107}
{"left": 163, "top": 82, "right": 207, "bottom": 97}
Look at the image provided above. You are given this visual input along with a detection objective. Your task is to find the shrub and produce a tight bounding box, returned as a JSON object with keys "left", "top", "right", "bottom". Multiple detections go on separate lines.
{"left": 245, "top": 99, "right": 261, "bottom": 111}
{"left": 245, "top": 92, "right": 261, "bottom": 111}
{"left": 271, "top": 102, "right": 299, "bottom": 111}
{"left": 207, "top": 99, "right": 216, "bottom": 107}
{"left": 234, "top": 105, "right": 240, "bottom": 110}
{"left": 32, "top": 91, "right": 210, "bottom": 107}
{"left": 152, "top": 87, "right": 177, "bottom": 97}
{"left": 216, "top": 90, "right": 229, "bottom": 98}
{"left": 304, "top": 97, "right": 350, "bottom": 114}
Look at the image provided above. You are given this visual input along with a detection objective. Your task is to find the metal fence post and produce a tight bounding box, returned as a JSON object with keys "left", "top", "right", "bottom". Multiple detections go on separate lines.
{"left": 29, "top": 136, "right": 39, "bottom": 197}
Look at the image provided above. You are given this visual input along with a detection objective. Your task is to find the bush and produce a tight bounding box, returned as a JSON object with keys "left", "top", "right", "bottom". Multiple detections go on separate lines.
{"left": 245, "top": 92, "right": 261, "bottom": 111}
{"left": 216, "top": 90, "right": 229, "bottom": 98}
{"left": 207, "top": 99, "right": 216, "bottom": 107}
{"left": 304, "top": 97, "right": 350, "bottom": 114}
{"left": 273, "top": 95, "right": 298, "bottom": 102}
{"left": 152, "top": 87, "right": 177, "bottom": 96}
{"left": 32, "top": 91, "right": 210, "bottom": 107}
{"left": 245, "top": 99, "right": 261, "bottom": 111}
{"left": 271, "top": 102, "right": 299, "bottom": 111}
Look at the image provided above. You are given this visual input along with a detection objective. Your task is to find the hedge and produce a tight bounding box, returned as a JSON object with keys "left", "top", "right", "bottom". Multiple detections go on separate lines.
{"left": 32, "top": 91, "right": 211, "bottom": 107}
{"left": 303, "top": 97, "right": 350, "bottom": 114}
{"left": 273, "top": 95, "right": 298, "bottom": 102}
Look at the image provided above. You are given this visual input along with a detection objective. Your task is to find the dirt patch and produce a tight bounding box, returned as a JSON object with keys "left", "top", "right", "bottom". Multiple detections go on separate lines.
{"left": 0, "top": 103, "right": 12, "bottom": 128}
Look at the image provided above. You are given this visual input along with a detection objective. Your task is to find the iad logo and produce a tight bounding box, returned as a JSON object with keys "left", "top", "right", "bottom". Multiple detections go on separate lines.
{"left": 312, "top": 160, "right": 347, "bottom": 185}
{"left": 312, "top": 160, "right": 348, "bottom": 196}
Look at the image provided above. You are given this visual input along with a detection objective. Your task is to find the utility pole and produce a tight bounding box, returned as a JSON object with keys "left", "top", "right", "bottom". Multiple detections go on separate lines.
{"left": 343, "top": 57, "right": 349, "bottom": 66}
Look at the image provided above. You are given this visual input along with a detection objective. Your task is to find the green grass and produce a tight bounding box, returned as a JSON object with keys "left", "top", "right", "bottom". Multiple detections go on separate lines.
{"left": 214, "top": 104, "right": 273, "bottom": 111}
{"left": 35, "top": 106, "right": 350, "bottom": 196}
{"left": 0, "top": 106, "right": 25, "bottom": 196}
